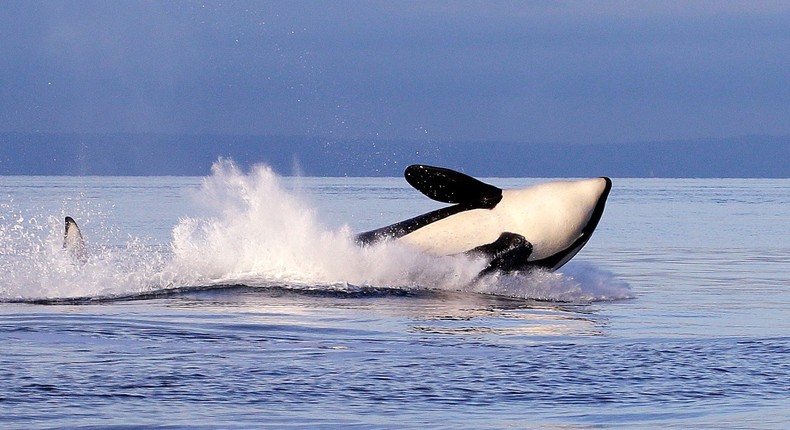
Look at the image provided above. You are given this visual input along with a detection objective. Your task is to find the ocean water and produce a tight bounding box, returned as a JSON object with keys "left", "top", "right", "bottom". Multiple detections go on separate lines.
{"left": 1, "top": 161, "right": 788, "bottom": 429}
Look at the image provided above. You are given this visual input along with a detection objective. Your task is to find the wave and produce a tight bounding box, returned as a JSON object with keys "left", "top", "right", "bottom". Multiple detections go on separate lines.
{"left": 0, "top": 160, "right": 632, "bottom": 303}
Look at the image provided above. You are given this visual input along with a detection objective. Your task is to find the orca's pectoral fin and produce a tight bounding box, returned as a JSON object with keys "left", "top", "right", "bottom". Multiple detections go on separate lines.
{"left": 64, "top": 216, "right": 87, "bottom": 264}
{"left": 467, "top": 232, "right": 534, "bottom": 278}
{"left": 405, "top": 164, "right": 503, "bottom": 209}
{"left": 466, "top": 232, "right": 529, "bottom": 260}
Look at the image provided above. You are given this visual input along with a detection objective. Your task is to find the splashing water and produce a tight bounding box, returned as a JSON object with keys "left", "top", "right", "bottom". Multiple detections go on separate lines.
{"left": 166, "top": 160, "right": 486, "bottom": 289}
{"left": 0, "top": 160, "right": 631, "bottom": 302}
{"left": 0, "top": 213, "right": 168, "bottom": 300}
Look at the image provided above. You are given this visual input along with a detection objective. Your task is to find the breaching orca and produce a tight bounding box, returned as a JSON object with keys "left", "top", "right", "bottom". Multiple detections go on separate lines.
{"left": 356, "top": 165, "right": 611, "bottom": 277}
{"left": 64, "top": 216, "right": 87, "bottom": 264}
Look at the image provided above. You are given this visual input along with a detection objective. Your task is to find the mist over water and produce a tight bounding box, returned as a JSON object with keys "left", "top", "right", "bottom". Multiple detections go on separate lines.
{"left": 0, "top": 160, "right": 631, "bottom": 302}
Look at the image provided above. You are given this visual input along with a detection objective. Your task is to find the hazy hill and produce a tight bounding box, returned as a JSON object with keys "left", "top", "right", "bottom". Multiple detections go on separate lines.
{"left": 1, "top": 133, "right": 788, "bottom": 177}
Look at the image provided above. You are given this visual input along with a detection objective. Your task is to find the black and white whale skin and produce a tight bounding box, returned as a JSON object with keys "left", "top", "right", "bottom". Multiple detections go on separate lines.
{"left": 356, "top": 165, "right": 612, "bottom": 277}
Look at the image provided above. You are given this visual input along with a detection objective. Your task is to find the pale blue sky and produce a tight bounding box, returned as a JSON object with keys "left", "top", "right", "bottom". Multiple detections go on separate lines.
{"left": 2, "top": 1, "right": 788, "bottom": 143}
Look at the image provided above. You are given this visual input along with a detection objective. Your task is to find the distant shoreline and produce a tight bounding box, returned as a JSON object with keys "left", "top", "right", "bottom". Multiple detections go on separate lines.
{"left": 2, "top": 133, "right": 788, "bottom": 178}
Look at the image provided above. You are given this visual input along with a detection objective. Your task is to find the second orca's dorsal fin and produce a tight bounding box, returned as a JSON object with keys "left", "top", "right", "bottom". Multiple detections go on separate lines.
{"left": 404, "top": 165, "right": 503, "bottom": 209}
{"left": 64, "top": 216, "right": 87, "bottom": 264}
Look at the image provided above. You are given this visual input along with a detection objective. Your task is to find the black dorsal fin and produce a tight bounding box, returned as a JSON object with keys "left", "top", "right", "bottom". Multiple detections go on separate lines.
{"left": 404, "top": 165, "right": 502, "bottom": 209}
{"left": 64, "top": 216, "right": 87, "bottom": 264}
